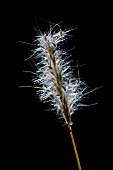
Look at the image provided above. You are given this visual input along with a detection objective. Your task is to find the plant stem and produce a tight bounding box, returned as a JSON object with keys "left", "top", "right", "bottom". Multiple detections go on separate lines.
{"left": 68, "top": 124, "right": 82, "bottom": 170}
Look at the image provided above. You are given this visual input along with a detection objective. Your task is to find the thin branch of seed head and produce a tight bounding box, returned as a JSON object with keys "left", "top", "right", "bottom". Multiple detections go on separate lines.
{"left": 22, "top": 70, "right": 37, "bottom": 74}
{"left": 82, "top": 86, "right": 103, "bottom": 97}
{"left": 19, "top": 85, "right": 41, "bottom": 89}
{"left": 18, "top": 40, "right": 36, "bottom": 46}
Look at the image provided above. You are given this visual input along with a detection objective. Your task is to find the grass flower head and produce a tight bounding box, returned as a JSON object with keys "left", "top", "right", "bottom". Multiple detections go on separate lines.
{"left": 27, "top": 24, "right": 90, "bottom": 126}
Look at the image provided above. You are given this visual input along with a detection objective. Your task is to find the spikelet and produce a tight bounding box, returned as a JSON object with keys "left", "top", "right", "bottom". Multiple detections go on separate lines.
{"left": 26, "top": 24, "right": 90, "bottom": 126}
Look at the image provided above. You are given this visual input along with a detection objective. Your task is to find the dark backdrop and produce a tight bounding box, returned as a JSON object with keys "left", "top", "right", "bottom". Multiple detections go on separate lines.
{"left": 2, "top": 1, "right": 107, "bottom": 170}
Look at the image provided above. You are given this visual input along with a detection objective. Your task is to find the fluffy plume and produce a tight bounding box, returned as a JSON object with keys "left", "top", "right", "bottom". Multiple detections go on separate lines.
{"left": 24, "top": 24, "right": 92, "bottom": 125}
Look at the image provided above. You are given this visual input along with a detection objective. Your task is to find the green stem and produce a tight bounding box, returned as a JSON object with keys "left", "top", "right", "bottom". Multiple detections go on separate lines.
{"left": 68, "top": 124, "right": 82, "bottom": 170}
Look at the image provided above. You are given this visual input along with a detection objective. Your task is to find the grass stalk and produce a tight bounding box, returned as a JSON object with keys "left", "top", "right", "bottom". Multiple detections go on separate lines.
{"left": 68, "top": 123, "right": 82, "bottom": 170}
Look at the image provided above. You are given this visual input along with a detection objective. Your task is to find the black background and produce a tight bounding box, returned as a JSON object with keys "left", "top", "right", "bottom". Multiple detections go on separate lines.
{"left": 2, "top": 1, "right": 108, "bottom": 170}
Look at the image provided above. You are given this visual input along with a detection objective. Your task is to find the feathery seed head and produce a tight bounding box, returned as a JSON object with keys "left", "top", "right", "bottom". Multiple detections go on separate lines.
{"left": 30, "top": 25, "right": 88, "bottom": 125}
